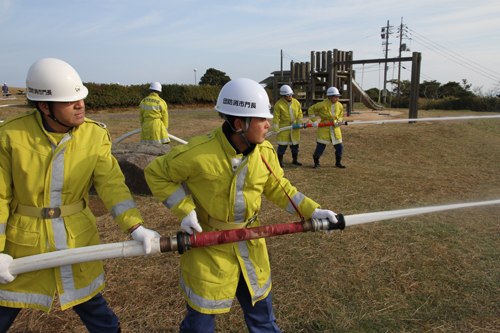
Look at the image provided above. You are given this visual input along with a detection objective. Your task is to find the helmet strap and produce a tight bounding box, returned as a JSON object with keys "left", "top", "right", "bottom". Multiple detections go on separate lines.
{"left": 222, "top": 114, "right": 252, "bottom": 149}
{"left": 46, "top": 102, "right": 72, "bottom": 128}
{"left": 237, "top": 131, "right": 251, "bottom": 148}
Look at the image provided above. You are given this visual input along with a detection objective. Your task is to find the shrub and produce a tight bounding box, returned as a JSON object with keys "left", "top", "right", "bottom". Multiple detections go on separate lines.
{"left": 421, "top": 96, "right": 500, "bottom": 111}
{"left": 85, "top": 83, "right": 221, "bottom": 110}
{"left": 25, "top": 83, "right": 301, "bottom": 111}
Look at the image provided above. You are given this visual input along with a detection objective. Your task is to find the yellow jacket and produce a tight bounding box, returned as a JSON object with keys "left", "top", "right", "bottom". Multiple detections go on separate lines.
{"left": 0, "top": 110, "right": 143, "bottom": 312}
{"left": 139, "top": 93, "right": 169, "bottom": 144}
{"left": 273, "top": 97, "right": 303, "bottom": 145}
{"left": 145, "top": 125, "right": 320, "bottom": 314}
{"left": 308, "top": 99, "right": 343, "bottom": 145}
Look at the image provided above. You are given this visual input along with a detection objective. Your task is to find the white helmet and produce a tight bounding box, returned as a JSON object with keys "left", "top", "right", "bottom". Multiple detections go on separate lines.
{"left": 280, "top": 85, "right": 293, "bottom": 96}
{"left": 215, "top": 78, "right": 273, "bottom": 119}
{"left": 150, "top": 82, "right": 162, "bottom": 92}
{"left": 326, "top": 87, "right": 341, "bottom": 97}
{"left": 26, "top": 58, "right": 88, "bottom": 102}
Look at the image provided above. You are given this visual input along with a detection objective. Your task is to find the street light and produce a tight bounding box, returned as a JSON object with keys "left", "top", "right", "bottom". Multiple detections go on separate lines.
{"left": 194, "top": 69, "right": 197, "bottom": 85}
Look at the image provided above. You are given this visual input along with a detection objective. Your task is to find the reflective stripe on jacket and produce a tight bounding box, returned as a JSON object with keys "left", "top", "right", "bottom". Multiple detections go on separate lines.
{"left": 139, "top": 93, "right": 169, "bottom": 144}
{"left": 308, "top": 99, "right": 343, "bottom": 145}
{"left": 145, "top": 125, "right": 320, "bottom": 314}
{"left": 273, "top": 97, "right": 303, "bottom": 145}
{"left": 0, "top": 110, "right": 143, "bottom": 312}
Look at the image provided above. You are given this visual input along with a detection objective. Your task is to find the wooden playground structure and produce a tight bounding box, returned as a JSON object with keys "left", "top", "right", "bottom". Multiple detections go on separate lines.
{"left": 269, "top": 49, "right": 422, "bottom": 118}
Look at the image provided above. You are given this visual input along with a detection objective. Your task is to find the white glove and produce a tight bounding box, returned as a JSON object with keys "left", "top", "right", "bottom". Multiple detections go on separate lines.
{"left": 181, "top": 210, "right": 202, "bottom": 235}
{"left": 334, "top": 122, "right": 340, "bottom": 127}
{"left": 131, "top": 226, "right": 162, "bottom": 254}
{"left": 0, "top": 254, "right": 16, "bottom": 284}
{"left": 312, "top": 121, "right": 319, "bottom": 128}
{"left": 311, "top": 208, "right": 338, "bottom": 234}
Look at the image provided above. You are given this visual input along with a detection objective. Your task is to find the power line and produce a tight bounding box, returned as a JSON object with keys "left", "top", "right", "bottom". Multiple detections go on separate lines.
{"left": 410, "top": 36, "right": 500, "bottom": 83}
{"left": 409, "top": 29, "right": 500, "bottom": 78}
{"left": 337, "top": 33, "right": 380, "bottom": 49}
{"left": 281, "top": 51, "right": 305, "bottom": 63}
{"left": 401, "top": 65, "right": 434, "bottom": 81}
{"left": 410, "top": 34, "right": 500, "bottom": 81}
{"left": 408, "top": 29, "right": 500, "bottom": 83}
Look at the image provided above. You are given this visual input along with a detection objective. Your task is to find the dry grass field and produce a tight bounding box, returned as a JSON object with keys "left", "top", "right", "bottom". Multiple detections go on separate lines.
{"left": 1, "top": 92, "right": 500, "bottom": 332}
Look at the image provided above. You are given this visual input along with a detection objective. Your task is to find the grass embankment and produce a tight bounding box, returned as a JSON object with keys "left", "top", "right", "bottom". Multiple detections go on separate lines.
{"left": 1, "top": 101, "right": 499, "bottom": 332}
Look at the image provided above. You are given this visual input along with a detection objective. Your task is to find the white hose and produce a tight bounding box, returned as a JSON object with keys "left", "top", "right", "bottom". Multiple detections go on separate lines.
{"left": 345, "top": 199, "right": 500, "bottom": 227}
{"left": 9, "top": 239, "right": 161, "bottom": 275}
{"left": 265, "top": 125, "right": 294, "bottom": 138}
{"left": 113, "top": 128, "right": 188, "bottom": 144}
{"left": 265, "top": 115, "right": 500, "bottom": 137}
{"left": 168, "top": 134, "right": 188, "bottom": 144}
{"left": 8, "top": 199, "right": 500, "bottom": 275}
{"left": 346, "top": 115, "right": 500, "bottom": 125}
{"left": 114, "top": 129, "right": 141, "bottom": 143}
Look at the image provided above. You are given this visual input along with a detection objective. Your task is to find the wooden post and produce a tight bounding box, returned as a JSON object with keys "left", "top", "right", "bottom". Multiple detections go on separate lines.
{"left": 272, "top": 73, "right": 278, "bottom": 111}
{"left": 321, "top": 51, "right": 326, "bottom": 72}
{"left": 332, "top": 49, "right": 338, "bottom": 90}
{"left": 409, "top": 52, "right": 421, "bottom": 120}
{"left": 347, "top": 51, "right": 353, "bottom": 116}
{"left": 326, "top": 50, "right": 332, "bottom": 88}
{"left": 310, "top": 51, "right": 315, "bottom": 108}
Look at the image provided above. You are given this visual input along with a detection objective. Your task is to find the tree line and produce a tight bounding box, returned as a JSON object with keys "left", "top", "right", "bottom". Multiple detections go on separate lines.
{"left": 360, "top": 78, "right": 500, "bottom": 111}
{"left": 25, "top": 67, "right": 500, "bottom": 112}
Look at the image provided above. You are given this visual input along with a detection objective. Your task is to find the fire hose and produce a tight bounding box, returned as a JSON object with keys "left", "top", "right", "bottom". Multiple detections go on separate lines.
{"left": 266, "top": 115, "right": 500, "bottom": 137}
{"left": 266, "top": 122, "right": 340, "bottom": 137}
{"left": 8, "top": 199, "right": 500, "bottom": 276}
{"left": 113, "top": 128, "right": 188, "bottom": 144}
{"left": 342, "top": 115, "right": 500, "bottom": 125}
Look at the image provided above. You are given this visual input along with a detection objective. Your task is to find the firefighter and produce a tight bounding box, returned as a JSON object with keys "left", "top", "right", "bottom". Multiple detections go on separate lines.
{"left": 308, "top": 87, "right": 346, "bottom": 169}
{"left": 139, "top": 82, "right": 170, "bottom": 144}
{"left": 0, "top": 58, "right": 160, "bottom": 333}
{"left": 272, "top": 85, "right": 303, "bottom": 167}
{"left": 145, "top": 78, "right": 339, "bottom": 333}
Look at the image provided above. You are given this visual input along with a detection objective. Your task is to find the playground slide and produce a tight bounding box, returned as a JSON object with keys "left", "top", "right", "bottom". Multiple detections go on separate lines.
{"left": 352, "top": 79, "right": 383, "bottom": 110}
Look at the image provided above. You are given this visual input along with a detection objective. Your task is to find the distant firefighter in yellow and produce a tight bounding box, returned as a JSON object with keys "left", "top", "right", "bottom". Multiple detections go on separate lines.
{"left": 308, "top": 87, "right": 346, "bottom": 169}
{"left": 272, "top": 85, "right": 303, "bottom": 167}
{"left": 139, "top": 82, "right": 170, "bottom": 144}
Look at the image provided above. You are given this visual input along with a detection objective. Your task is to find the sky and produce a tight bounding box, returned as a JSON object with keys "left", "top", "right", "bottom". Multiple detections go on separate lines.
{"left": 1, "top": 0, "right": 500, "bottom": 95}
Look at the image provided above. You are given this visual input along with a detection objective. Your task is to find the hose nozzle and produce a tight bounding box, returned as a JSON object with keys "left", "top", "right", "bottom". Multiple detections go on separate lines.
{"left": 308, "top": 213, "right": 345, "bottom": 232}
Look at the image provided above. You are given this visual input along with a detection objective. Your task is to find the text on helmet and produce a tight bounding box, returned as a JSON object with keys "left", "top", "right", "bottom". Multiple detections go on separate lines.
{"left": 223, "top": 98, "right": 257, "bottom": 109}
{"left": 28, "top": 87, "right": 52, "bottom": 96}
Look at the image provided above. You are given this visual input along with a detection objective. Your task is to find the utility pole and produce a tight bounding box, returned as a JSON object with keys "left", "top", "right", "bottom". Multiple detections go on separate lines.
{"left": 381, "top": 20, "right": 392, "bottom": 104}
{"left": 396, "top": 18, "right": 409, "bottom": 106}
{"left": 280, "top": 49, "right": 283, "bottom": 78}
{"left": 397, "top": 18, "right": 403, "bottom": 105}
